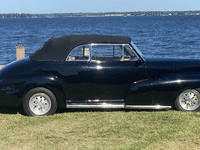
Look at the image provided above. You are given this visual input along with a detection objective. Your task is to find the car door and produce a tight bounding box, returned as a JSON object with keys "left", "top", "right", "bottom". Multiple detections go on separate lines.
{"left": 87, "top": 44, "right": 147, "bottom": 100}
{"left": 63, "top": 45, "right": 90, "bottom": 100}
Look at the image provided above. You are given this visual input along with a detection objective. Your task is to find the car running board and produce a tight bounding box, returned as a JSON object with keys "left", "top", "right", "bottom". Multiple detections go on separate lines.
{"left": 66, "top": 100, "right": 172, "bottom": 110}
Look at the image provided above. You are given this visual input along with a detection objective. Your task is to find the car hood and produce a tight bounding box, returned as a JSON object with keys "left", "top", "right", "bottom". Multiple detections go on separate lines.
{"left": 144, "top": 57, "right": 200, "bottom": 75}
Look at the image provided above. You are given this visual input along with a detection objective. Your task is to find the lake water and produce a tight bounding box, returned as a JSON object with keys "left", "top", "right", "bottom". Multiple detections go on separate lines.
{"left": 0, "top": 15, "right": 200, "bottom": 65}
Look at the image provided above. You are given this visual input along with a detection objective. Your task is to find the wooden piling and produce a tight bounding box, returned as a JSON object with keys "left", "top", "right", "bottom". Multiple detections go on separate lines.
{"left": 16, "top": 42, "right": 25, "bottom": 60}
{"left": 0, "top": 65, "right": 5, "bottom": 69}
{"left": 0, "top": 42, "right": 25, "bottom": 69}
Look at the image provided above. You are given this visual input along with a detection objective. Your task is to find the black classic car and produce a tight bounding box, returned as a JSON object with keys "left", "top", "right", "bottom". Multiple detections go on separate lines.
{"left": 0, "top": 35, "right": 200, "bottom": 116}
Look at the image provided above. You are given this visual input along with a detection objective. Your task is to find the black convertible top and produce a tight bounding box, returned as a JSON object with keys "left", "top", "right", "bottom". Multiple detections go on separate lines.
{"left": 29, "top": 35, "right": 131, "bottom": 61}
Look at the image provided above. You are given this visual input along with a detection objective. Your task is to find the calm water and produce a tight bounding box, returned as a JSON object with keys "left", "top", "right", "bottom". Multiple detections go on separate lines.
{"left": 0, "top": 15, "right": 200, "bottom": 64}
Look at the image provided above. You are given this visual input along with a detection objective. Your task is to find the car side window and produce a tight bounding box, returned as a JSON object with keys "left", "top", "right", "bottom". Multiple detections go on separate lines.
{"left": 91, "top": 45, "right": 121, "bottom": 61}
{"left": 91, "top": 44, "right": 138, "bottom": 61}
{"left": 66, "top": 45, "right": 90, "bottom": 61}
{"left": 123, "top": 45, "right": 138, "bottom": 61}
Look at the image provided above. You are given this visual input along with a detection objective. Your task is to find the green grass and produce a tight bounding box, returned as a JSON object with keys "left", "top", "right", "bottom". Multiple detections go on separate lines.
{"left": 0, "top": 108, "right": 200, "bottom": 150}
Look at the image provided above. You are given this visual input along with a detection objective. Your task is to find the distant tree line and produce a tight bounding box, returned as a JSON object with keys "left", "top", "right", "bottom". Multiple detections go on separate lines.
{"left": 0, "top": 11, "right": 200, "bottom": 18}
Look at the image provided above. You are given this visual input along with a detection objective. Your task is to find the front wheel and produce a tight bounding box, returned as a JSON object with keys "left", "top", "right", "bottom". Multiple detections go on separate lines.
{"left": 175, "top": 89, "right": 200, "bottom": 111}
{"left": 23, "top": 87, "right": 57, "bottom": 116}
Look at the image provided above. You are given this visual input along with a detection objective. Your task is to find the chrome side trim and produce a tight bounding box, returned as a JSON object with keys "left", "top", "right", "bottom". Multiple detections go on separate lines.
{"left": 125, "top": 105, "right": 172, "bottom": 110}
{"left": 66, "top": 99, "right": 124, "bottom": 103}
{"left": 66, "top": 104, "right": 171, "bottom": 110}
{"left": 66, "top": 100, "right": 172, "bottom": 110}
{"left": 67, "top": 104, "right": 124, "bottom": 109}
{"left": 87, "top": 99, "right": 124, "bottom": 102}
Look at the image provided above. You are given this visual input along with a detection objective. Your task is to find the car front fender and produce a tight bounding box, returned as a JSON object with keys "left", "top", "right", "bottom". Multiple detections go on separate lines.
{"left": 125, "top": 73, "right": 200, "bottom": 106}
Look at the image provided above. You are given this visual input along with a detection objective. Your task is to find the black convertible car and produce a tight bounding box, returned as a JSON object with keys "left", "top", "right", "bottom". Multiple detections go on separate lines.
{"left": 0, "top": 35, "right": 200, "bottom": 116}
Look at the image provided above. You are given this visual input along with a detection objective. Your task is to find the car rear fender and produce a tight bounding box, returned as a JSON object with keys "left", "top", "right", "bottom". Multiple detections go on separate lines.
{"left": 20, "top": 73, "right": 66, "bottom": 108}
{"left": 125, "top": 73, "right": 200, "bottom": 106}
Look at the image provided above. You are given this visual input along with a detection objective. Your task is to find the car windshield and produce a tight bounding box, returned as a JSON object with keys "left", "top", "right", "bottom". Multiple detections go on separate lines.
{"left": 131, "top": 41, "right": 145, "bottom": 61}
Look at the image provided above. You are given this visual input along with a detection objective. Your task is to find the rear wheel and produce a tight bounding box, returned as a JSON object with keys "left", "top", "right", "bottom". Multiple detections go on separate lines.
{"left": 23, "top": 87, "right": 57, "bottom": 116}
{"left": 175, "top": 89, "right": 200, "bottom": 111}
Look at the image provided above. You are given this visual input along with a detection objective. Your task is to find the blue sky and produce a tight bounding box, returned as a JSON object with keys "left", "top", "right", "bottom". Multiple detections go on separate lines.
{"left": 0, "top": 0, "right": 199, "bottom": 14}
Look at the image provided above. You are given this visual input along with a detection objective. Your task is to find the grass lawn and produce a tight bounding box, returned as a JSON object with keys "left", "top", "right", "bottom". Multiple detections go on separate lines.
{"left": 0, "top": 107, "right": 200, "bottom": 150}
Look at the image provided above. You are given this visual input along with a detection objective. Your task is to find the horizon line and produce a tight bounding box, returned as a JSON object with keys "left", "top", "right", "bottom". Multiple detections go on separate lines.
{"left": 1, "top": 10, "right": 200, "bottom": 15}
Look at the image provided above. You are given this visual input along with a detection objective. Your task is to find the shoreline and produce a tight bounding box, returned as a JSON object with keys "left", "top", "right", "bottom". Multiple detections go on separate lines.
{"left": 1, "top": 10, "right": 200, "bottom": 18}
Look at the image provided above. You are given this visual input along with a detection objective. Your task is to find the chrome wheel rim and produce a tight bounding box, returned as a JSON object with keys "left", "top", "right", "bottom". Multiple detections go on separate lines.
{"left": 29, "top": 93, "right": 51, "bottom": 115}
{"left": 179, "top": 89, "right": 200, "bottom": 111}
